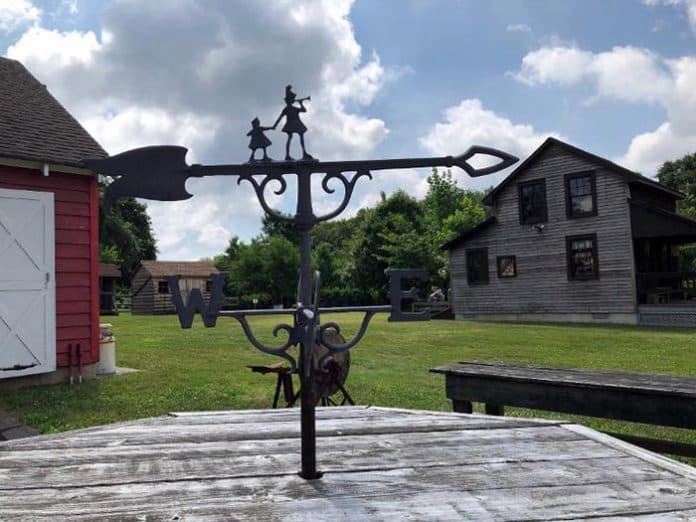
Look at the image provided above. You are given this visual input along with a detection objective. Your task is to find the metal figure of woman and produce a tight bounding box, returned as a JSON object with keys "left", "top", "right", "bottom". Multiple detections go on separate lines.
{"left": 274, "top": 85, "right": 314, "bottom": 161}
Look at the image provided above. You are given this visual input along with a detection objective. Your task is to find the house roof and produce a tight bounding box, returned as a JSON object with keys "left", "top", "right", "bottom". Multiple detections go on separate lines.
{"left": 99, "top": 263, "right": 122, "bottom": 278}
{"left": 0, "top": 57, "right": 107, "bottom": 168}
{"left": 138, "top": 260, "right": 219, "bottom": 278}
{"left": 630, "top": 201, "right": 696, "bottom": 243}
{"left": 440, "top": 217, "right": 497, "bottom": 251}
{"left": 482, "top": 137, "right": 683, "bottom": 206}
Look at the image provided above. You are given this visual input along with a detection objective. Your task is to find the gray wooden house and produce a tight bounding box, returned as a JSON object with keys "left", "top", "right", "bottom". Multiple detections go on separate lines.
{"left": 131, "top": 260, "right": 218, "bottom": 315}
{"left": 443, "top": 138, "right": 696, "bottom": 327}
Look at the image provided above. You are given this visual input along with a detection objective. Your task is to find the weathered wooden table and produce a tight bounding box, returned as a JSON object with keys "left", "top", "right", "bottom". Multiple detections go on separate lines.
{"left": 431, "top": 361, "right": 696, "bottom": 426}
{"left": 1, "top": 406, "right": 695, "bottom": 519}
{"left": 431, "top": 361, "right": 696, "bottom": 456}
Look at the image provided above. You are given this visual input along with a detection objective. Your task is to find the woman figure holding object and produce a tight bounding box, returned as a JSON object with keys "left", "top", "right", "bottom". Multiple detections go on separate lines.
{"left": 274, "top": 85, "right": 313, "bottom": 161}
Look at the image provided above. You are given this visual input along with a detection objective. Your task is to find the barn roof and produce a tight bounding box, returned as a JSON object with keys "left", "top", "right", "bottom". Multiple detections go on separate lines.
{"left": 482, "top": 137, "right": 683, "bottom": 206}
{"left": 0, "top": 57, "right": 107, "bottom": 168}
{"left": 138, "top": 260, "right": 219, "bottom": 278}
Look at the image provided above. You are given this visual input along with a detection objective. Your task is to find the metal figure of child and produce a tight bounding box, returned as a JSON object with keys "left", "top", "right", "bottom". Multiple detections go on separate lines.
{"left": 246, "top": 117, "right": 274, "bottom": 162}
{"left": 273, "top": 85, "right": 314, "bottom": 161}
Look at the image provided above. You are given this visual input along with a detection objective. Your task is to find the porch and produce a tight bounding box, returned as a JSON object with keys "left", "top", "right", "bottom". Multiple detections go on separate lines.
{"left": 635, "top": 271, "right": 696, "bottom": 327}
{"left": 635, "top": 272, "right": 696, "bottom": 305}
{"left": 631, "top": 201, "right": 696, "bottom": 327}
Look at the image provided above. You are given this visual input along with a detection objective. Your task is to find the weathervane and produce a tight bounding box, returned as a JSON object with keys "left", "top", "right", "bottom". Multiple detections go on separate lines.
{"left": 84, "top": 85, "right": 518, "bottom": 480}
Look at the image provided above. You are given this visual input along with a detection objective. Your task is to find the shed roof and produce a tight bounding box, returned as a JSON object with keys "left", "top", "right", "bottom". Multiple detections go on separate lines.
{"left": 0, "top": 57, "right": 107, "bottom": 168}
{"left": 99, "top": 263, "right": 122, "bottom": 278}
{"left": 138, "top": 260, "right": 219, "bottom": 278}
{"left": 482, "top": 137, "right": 683, "bottom": 206}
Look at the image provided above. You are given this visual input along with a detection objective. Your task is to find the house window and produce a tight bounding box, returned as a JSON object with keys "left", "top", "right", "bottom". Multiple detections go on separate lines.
{"left": 565, "top": 172, "right": 597, "bottom": 218}
{"left": 497, "top": 256, "right": 517, "bottom": 278}
{"left": 518, "top": 179, "right": 548, "bottom": 224}
{"left": 158, "top": 281, "right": 169, "bottom": 294}
{"left": 566, "top": 234, "right": 599, "bottom": 280}
{"left": 205, "top": 280, "right": 213, "bottom": 293}
{"left": 466, "top": 248, "right": 489, "bottom": 284}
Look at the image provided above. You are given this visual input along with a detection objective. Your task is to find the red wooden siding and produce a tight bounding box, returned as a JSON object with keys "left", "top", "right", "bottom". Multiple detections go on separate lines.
{"left": 0, "top": 165, "right": 99, "bottom": 366}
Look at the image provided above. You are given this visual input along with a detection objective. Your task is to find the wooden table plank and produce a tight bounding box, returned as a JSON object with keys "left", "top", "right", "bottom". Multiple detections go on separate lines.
{"left": 0, "top": 426, "right": 599, "bottom": 488}
{"left": 1, "top": 414, "right": 558, "bottom": 451}
{"left": 0, "top": 408, "right": 695, "bottom": 520}
{"left": 431, "top": 362, "right": 696, "bottom": 396}
{"left": 0, "top": 464, "right": 694, "bottom": 520}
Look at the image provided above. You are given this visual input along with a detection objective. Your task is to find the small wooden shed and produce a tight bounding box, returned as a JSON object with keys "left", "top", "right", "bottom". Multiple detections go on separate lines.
{"left": 0, "top": 57, "right": 106, "bottom": 384}
{"left": 99, "top": 263, "right": 121, "bottom": 315}
{"left": 131, "top": 261, "right": 219, "bottom": 315}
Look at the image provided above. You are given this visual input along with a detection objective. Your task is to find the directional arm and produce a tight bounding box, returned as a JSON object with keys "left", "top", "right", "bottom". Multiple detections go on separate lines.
{"left": 83, "top": 145, "right": 518, "bottom": 206}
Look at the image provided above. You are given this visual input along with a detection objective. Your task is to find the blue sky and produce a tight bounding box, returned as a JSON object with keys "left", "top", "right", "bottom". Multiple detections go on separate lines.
{"left": 2, "top": 0, "right": 695, "bottom": 259}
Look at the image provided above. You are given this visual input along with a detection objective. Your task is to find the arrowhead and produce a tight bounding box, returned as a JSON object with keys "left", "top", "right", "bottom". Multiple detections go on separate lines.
{"left": 453, "top": 146, "right": 519, "bottom": 177}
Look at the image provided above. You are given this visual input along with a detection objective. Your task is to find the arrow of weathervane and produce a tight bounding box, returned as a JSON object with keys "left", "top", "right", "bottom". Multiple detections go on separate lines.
{"left": 83, "top": 145, "right": 518, "bottom": 204}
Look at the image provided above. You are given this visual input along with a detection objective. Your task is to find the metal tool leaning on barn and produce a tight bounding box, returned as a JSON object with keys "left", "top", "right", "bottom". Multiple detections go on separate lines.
{"left": 83, "top": 85, "right": 518, "bottom": 480}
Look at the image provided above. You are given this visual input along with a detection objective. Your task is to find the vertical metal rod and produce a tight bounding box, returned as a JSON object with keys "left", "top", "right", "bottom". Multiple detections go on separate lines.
{"left": 296, "top": 170, "right": 322, "bottom": 480}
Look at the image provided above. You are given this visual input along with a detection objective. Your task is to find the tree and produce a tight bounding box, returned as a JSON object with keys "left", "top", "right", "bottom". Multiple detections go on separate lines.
{"left": 351, "top": 190, "right": 424, "bottom": 303}
{"left": 657, "top": 153, "right": 696, "bottom": 219}
{"left": 657, "top": 153, "right": 696, "bottom": 270}
{"left": 216, "top": 235, "right": 300, "bottom": 307}
{"left": 261, "top": 213, "right": 298, "bottom": 244}
{"left": 213, "top": 169, "right": 488, "bottom": 306}
{"left": 99, "top": 188, "right": 157, "bottom": 285}
{"left": 417, "top": 169, "right": 487, "bottom": 288}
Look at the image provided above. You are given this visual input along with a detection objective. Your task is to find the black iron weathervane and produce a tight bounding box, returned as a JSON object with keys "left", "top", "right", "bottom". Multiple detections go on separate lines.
{"left": 85, "top": 85, "right": 518, "bottom": 480}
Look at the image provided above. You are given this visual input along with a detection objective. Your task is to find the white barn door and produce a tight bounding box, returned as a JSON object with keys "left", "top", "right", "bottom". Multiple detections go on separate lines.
{"left": 0, "top": 188, "right": 55, "bottom": 378}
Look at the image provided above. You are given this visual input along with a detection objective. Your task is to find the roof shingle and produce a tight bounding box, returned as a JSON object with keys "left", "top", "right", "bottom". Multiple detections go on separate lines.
{"left": 0, "top": 57, "right": 107, "bottom": 168}
{"left": 138, "top": 260, "right": 219, "bottom": 278}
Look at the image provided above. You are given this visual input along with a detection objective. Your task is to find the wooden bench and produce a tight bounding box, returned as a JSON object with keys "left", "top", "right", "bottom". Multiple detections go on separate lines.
{"left": 431, "top": 361, "right": 696, "bottom": 456}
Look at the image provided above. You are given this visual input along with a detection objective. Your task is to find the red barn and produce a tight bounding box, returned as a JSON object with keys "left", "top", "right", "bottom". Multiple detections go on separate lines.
{"left": 0, "top": 57, "right": 107, "bottom": 385}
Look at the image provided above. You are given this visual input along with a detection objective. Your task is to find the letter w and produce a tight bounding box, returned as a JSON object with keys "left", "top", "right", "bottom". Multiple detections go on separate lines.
{"left": 166, "top": 273, "right": 227, "bottom": 328}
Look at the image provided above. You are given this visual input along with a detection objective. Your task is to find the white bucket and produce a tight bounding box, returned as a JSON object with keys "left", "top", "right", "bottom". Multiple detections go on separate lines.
{"left": 97, "top": 323, "right": 116, "bottom": 375}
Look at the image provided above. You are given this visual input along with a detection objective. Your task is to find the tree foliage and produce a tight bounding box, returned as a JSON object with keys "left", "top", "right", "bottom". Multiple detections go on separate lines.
{"left": 215, "top": 234, "right": 300, "bottom": 307}
{"left": 214, "top": 168, "right": 487, "bottom": 307}
{"left": 99, "top": 187, "right": 157, "bottom": 285}
{"left": 657, "top": 152, "right": 696, "bottom": 270}
{"left": 657, "top": 152, "right": 696, "bottom": 219}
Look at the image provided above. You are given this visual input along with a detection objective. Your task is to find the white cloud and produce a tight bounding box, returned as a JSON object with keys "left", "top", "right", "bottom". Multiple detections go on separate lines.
{"left": 513, "top": 44, "right": 696, "bottom": 175}
{"left": 643, "top": 0, "right": 696, "bottom": 32}
{"left": 80, "top": 108, "right": 220, "bottom": 161}
{"left": 5, "top": 0, "right": 394, "bottom": 260}
{"left": 620, "top": 122, "right": 696, "bottom": 174}
{"left": 515, "top": 45, "right": 671, "bottom": 103}
{"left": 420, "top": 99, "right": 563, "bottom": 190}
{"left": 8, "top": 26, "right": 100, "bottom": 67}
{"left": 515, "top": 46, "right": 593, "bottom": 86}
{"left": 0, "top": 0, "right": 40, "bottom": 33}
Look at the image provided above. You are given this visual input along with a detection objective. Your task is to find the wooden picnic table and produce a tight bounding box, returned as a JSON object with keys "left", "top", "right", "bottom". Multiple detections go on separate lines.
{"left": 1, "top": 406, "right": 696, "bottom": 519}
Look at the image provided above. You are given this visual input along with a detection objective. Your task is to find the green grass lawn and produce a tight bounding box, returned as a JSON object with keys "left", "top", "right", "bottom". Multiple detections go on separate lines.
{"left": 1, "top": 313, "right": 695, "bottom": 460}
